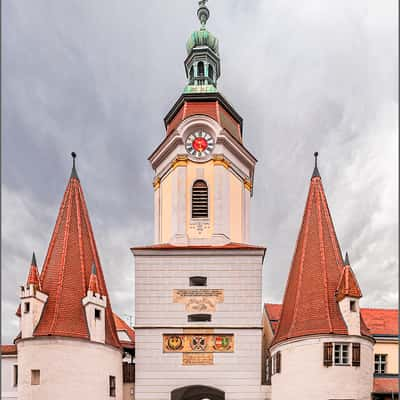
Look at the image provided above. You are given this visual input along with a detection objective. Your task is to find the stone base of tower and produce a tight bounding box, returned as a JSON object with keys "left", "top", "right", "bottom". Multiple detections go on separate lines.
{"left": 17, "top": 337, "right": 123, "bottom": 400}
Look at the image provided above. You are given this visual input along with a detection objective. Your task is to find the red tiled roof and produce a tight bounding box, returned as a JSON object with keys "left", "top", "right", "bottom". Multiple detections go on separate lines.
{"left": 32, "top": 172, "right": 120, "bottom": 348}
{"left": 1, "top": 345, "right": 17, "bottom": 355}
{"left": 27, "top": 263, "right": 41, "bottom": 289}
{"left": 361, "top": 308, "right": 399, "bottom": 336}
{"left": 271, "top": 172, "right": 370, "bottom": 346}
{"left": 265, "top": 303, "right": 397, "bottom": 336}
{"left": 165, "top": 99, "right": 242, "bottom": 141}
{"left": 336, "top": 263, "right": 362, "bottom": 302}
{"left": 113, "top": 313, "right": 135, "bottom": 346}
{"left": 373, "top": 377, "right": 399, "bottom": 394}
{"left": 132, "top": 242, "right": 265, "bottom": 251}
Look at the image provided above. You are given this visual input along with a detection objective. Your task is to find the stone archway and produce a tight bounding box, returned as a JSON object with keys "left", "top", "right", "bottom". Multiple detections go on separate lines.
{"left": 171, "top": 385, "right": 225, "bottom": 400}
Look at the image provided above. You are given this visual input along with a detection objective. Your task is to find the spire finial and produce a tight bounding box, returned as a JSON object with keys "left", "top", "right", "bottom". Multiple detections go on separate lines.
{"left": 312, "top": 151, "right": 320, "bottom": 179}
{"left": 197, "top": 0, "right": 210, "bottom": 29}
{"left": 31, "top": 251, "right": 37, "bottom": 267}
{"left": 344, "top": 252, "right": 350, "bottom": 266}
{"left": 70, "top": 152, "right": 79, "bottom": 180}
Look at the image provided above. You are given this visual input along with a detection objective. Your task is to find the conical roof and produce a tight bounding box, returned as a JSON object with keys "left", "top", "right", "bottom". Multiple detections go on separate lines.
{"left": 33, "top": 159, "right": 120, "bottom": 348}
{"left": 272, "top": 167, "right": 349, "bottom": 345}
{"left": 336, "top": 254, "right": 363, "bottom": 301}
{"left": 26, "top": 252, "right": 41, "bottom": 289}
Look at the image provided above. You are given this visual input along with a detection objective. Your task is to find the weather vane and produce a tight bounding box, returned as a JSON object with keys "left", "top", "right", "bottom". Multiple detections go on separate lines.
{"left": 197, "top": 0, "right": 210, "bottom": 29}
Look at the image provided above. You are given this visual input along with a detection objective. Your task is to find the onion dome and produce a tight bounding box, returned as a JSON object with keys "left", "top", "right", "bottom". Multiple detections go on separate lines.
{"left": 186, "top": 29, "right": 219, "bottom": 56}
{"left": 184, "top": 1, "right": 221, "bottom": 93}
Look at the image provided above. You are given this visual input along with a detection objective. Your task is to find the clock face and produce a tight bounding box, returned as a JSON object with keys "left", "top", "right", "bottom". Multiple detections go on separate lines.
{"left": 185, "top": 131, "right": 214, "bottom": 158}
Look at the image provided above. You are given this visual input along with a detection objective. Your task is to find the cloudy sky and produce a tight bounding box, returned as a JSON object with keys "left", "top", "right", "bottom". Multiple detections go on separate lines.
{"left": 2, "top": 1, "right": 398, "bottom": 343}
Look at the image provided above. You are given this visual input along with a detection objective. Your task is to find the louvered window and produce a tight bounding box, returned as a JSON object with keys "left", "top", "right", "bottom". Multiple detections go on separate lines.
{"left": 323, "top": 342, "right": 333, "bottom": 367}
{"left": 192, "top": 180, "right": 208, "bottom": 219}
{"left": 352, "top": 343, "right": 361, "bottom": 366}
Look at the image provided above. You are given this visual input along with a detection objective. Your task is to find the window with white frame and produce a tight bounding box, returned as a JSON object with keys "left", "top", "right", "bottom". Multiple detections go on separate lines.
{"left": 334, "top": 343, "right": 349, "bottom": 365}
{"left": 374, "top": 354, "right": 387, "bottom": 374}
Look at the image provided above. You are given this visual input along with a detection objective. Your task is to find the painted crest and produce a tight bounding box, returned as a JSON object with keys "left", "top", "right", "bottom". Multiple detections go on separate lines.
{"left": 190, "top": 335, "right": 207, "bottom": 351}
{"left": 167, "top": 335, "right": 184, "bottom": 351}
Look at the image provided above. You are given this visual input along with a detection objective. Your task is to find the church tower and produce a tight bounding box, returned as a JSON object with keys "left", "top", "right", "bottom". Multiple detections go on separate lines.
{"left": 133, "top": 2, "right": 267, "bottom": 399}
{"left": 150, "top": 0, "right": 255, "bottom": 246}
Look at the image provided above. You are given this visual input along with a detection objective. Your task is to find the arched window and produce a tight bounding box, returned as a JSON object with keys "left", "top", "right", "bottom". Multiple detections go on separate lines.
{"left": 189, "top": 66, "right": 194, "bottom": 82}
{"left": 192, "top": 180, "right": 208, "bottom": 219}
{"left": 208, "top": 64, "right": 214, "bottom": 81}
{"left": 197, "top": 61, "right": 204, "bottom": 77}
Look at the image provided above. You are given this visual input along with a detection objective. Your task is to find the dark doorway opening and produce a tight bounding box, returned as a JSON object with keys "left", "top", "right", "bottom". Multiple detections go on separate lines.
{"left": 171, "top": 385, "right": 225, "bottom": 400}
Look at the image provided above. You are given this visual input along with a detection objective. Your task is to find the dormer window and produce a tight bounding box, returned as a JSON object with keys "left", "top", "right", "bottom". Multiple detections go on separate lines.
{"left": 192, "top": 180, "right": 208, "bottom": 219}
{"left": 24, "top": 302, "right": 30, "bottom": 313}
{"left": 94, "top": 308, "right": 101, "bottom": 320}
{"left": 350, "top": 300, "right": 356, "bottom": 312}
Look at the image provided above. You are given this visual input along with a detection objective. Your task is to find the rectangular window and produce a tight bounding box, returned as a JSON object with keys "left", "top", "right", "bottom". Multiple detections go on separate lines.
{"left": 13, "top": 365, "right": 18, "bottom": 387}
{"left": 94, "top": 308, "right": 101, "bottom": 320}
{"left": 265, "top": 356, "right": 272, "bottom": 385}
{"left": 24, "top": 302, "right": 30, "bottom": 313}
{"left": 275, "top": 351, "right": 281, "bottom": 373}
{"left": 374, "top": 354, "right": 387, "bottom": 374}
{"left": 350, "top": 300, "right": 356, "bottom": 312}
{"left": 334, "top": 343, "right": 349, "bottom": 365}
{"left": 188, "top": 314, "right": 211, "bottom": 322}
{"left": 352, "top": 343, "right": 361, "bottom": 366}
{"left": 109, "top": 375, "right": 116, "bottom": 397}
{"left": 323, "top": 342, "right": 333, "bottom": 367}
{"left": 189, "top": 276, "right": 207, "bottom": 286}
{"left": 31, "top": 369, "right": 40, "bottom": 385}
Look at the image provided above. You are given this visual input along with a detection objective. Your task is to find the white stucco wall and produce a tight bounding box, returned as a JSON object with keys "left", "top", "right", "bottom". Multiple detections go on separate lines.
{"left": 270, "top": 335, "right": 374, "bottom": 400}
{"left": 17, "top": 337, "right": 123, "bottom": 400}
{"left": 1, "top": 355, "right": 18, "bottom": 400}
{"left": 133, "top": 249, "right": 266, "bottom": 400}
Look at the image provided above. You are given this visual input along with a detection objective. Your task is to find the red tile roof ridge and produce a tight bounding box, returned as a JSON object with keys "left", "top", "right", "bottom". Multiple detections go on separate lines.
{"left": 1, "top": 344, "right": 17, "bottom": 355}
{"left": 336, "top": 264, "right": 363, "bottom": 301}
{"left": 132, "top": 242, "right": 265, "bottom": 250}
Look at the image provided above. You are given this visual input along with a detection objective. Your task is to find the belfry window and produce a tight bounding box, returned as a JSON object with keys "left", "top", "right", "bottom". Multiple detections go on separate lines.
{"left": 192, "top": 180, "right": 208, "bottom": 219}
{"left": 189, "top": 66, "right": 194, "bottom": 83}
{"left": 208, "top": 64, "right": 214, "bottom": 81}
{"left": 198, "top": 61, "right": 204, "bottom": 77}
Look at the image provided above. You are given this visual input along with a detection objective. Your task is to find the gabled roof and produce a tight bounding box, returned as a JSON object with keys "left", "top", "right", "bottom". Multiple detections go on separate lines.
{"left": 265, "top": 303, "right": 397, "bottom": 336}
{"left": 361, "top": 308, "right": 399, "bottom": 336}
{"left": 32, "top": 162, "right": 120, "bottom": 348}
{"left": 373, "top": 377, "right": 399, "bottom": 394}
{"left": 271, "top": 166, "right": 369, "bottom": 346}
{"left": 336, "top": 256, "right": 362, "bottom": 301}
{"left": 113, "top": 313, "right": 135, "bottom": 348}
{"left": 1, "top": 344, "right": 17, "bottom": 355}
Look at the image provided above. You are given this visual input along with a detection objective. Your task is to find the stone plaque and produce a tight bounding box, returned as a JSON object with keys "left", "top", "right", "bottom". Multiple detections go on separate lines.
{"left": 183, "top": 353, "right": 214, "bottom": 366}
{"left": 163, "top": 333, "right": 234, "bottom": 353}
{"left": 173, "top": 289, "right": 224, "bottom": 312}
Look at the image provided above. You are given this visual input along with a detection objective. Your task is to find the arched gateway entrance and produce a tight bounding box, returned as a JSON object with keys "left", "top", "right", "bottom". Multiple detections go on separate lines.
{"left": 171, "top": 385, "right": 225, "bottom": 400}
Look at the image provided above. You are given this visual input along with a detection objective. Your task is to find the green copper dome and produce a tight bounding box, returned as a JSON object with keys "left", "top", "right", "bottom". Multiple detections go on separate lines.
{"left": 186, "top": 28, "right": 219, "bottom": 55}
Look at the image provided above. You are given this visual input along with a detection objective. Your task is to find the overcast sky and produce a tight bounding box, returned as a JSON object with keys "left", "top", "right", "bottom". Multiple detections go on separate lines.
{"left": 2, "top": 1, "right": 398, "bottom": 343}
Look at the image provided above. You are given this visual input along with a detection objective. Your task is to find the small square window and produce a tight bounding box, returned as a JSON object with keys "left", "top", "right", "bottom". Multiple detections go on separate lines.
{"left": 374, "top": 354, "right": 387, "bottom": 374}
{"left": 95, "top": 309, "right": 101, "bottom": 320}
{"left": 350, "top": 300, "right": 356, "bottom": 312}
{"left": 189, "top": 276, "right": 207, "bottom": 286}
{"left": 31, "top": 369, "right": 40, "bottom": 385}
{"left": 24, "top": 302, "right": 30, "bottom": 313}
{"left": 109, "top": 375, "right": 116, "bottom": 397}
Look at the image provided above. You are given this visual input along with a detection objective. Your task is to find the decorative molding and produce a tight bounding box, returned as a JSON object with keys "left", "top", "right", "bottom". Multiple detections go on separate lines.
{"left": 153, "top": 177, "right": 161, "bottom": 190}
{"left": 244, "top": 180, "right": 253, "bottom": 191}
{"left": 171, "top": 155, "right": 188, "bottom": 170}
{"left": 212, "top": 155, "right": 230, "bottom": 169}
